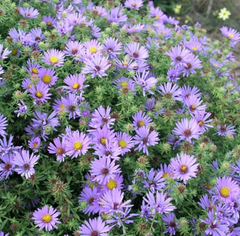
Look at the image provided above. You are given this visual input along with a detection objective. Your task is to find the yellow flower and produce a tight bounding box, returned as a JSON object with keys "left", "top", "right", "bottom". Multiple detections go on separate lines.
{"left": 174, "top": 4, "right": 182, "bottom": 14}
{"left": 218, "top": 8, "right": 231, "bottom": 21}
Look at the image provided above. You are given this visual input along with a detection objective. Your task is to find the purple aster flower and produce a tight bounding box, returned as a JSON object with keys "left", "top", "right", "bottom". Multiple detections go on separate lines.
{"left": 166, "top": 45, "right": 192, "bottom": 67}
{"left": 22, "top": 77, "right": 32, "bottom": 91}
{"left": 106, "top": 208, "right": 138, "bottom": 234}
{"left": 90, "top": 156, "right": 120, "bottom": 185}
{"left": 101, "top": 173, "right": 124, "bottom": 193}
{"left": 13, "top": 149, "right": 39, "bottom": 179}
{"left": 29, "top": 28, "right": 44, "bottom": 45}
{"left": 191, "top": 110, "right": 213, "bottom": 133}
{"left": 142, "top": 168, "right": 166, "bottom": 192}
{"left": 0, "top": 44, "right": 11, "bottom": 59}
{"left": 143, "top": 191, "right": 176, "bottom": 215}
{"left": 38, "top": 68, "right": 58, "bottom": 86}
{"left": 150, "top": 7, "right": 167, "bottom": 22}
{"left": 158, "top": 82, "right": 182, "bottom": 101}
{"left": 79, "top": 186, "right": 101, "bottom": 215}
{"left": 213, "top": 176, "right": 240, "bottom": 204}
{"left": 125, "top": 0, "right": 143, "bottom": 10}
{"left": 89, "top": 106, "right": 115, "bottom": 130}
{"left": 107, "top": 7, "right": 128, "bottom": 24}
{"left": 65, "top": 130, "right": 91, "bottom": 159}
{"left": 132, "top": 110, "right": 152, "bottom": 130}
{"left": 78, "top": 217, "right": 112, "bottom": 236}
{"left": 0, "top": 135, "right": 21, "bottom": 155}
{"left": 23, "top": 59, "right": 42, "bottom": 75}
{"left": 42, "top": 49, "right": 65, "bottom": 67}
{"left": 159, "top": 163, "right": 174, "bottom": 179}
{"left": 215, "top": 201, "right": 234, "bottom": 225}
{"left": 113, "top": 77, "right": 135, "bottom": 95}
{"left": 61, "top": 94, "right": 81, "bottom": 119}
{"left": 173, "top": 118, "right": 201, "bottom": 143}
{"left": 94, "top": 140, "right": 121, "bottom": 161}
{"left": 91, "top": 126, "right": 116, "bottom": 148}
{"left": 201, "top": 210, "right": 229, "bottom": 236}
{"left": 99, "top": 188, "right": 132, "bottom": 214}
{"left": 42, "top": 16, "right": 57, "bottom": 27}
{"left": 103, "top": 37, "right": 122, "bottom": 58}
{"left": 28, "top": 137, "right": 41, "bottom": 153}
{"left": 82, "top": 55, "right": 111, "bottom": 78}
{"left": 125, "top": 42, "right": 149, "bottom": 61}
{"left": 83, "top": 39, "right": 104, "bottom": 57}
{"left": 64, "top": 40, "right": 83, "bottom": 58}
{"left": 141, "top": 201, "right": 153, "bottom": 221}
{"left": 180, "top": 85, "right": 201, "bottom": 101}
{"left": 0, "top": 153, "right": 15, "bottom": 180}
{"left": 92, "top": 6, "right": 107, "bottom": 17}
{"left": 184, "top": 40, "right": 202, "bottom": 52}
{"left": 184, "top": 95, "right": 206, "bottom": 113}
{"left": 32, "top": 205, "right": 61, "bottom": 231}
{"left": 130, "top": 59, "right": 150, "bottom": 72}
{"left": 180, "top": 54, "right": 202, "bottom": 77}
{"left": 170, "top": 153, "right": 199, "bottom": 184}
{"left": 155, "top": 24, "right": 172, "bottom": 39}
{"left": 31, "top": 111, "right": 59, "bottom": 133}
{"left": 162, "top": 213, "right": 179, "bottom": 236}
{"left": 167, "top": 68, "right": 181, "bottom": 82}
{"left": 19, "top": 7, "right": 39, "bottom": 18}
{"left": 133, "top": 71, "right": 157, "bottom": 97}
{"left": 63, "top": 74, "right": 88, "bottom": 93}
{"left": 145, "top": 97, "right": 155, "bottom": 111}
{"left": 48, "top": 137, "right": 67, "bottom": 162}
{"left": 116, "top": 132, "right": 134, "bottom": 156}
{"left": 133, "top": 126, "right": 159, "bottom": 155}
{"left": 215, "top": 124, "right": 236, "bottom": 136}
{"left": 198, "top": 194, "right": 217, "bottom": 211}
{"left": 0, "top": 114, "right": 7, "bottom": 137}
{"left": 220, "top": 26, "right": 240, "bottom": 42}
{"left": 30, "top": 81, "right": 51, "bottom": 104}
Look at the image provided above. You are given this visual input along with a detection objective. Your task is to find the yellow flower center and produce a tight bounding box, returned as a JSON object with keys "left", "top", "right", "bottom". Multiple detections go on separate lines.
{"left": 72, "top": 83, "right": 80, "bottom": 89}
{"left": 180, "top": 165, "right": 188, "bottom": 174}
{"left": 41, "top": 214, "right": 52, "bottom": 223}
{"left": 122, "top": 61, "right": 128, "bottom": 66}
{"left": 228, "top": 33, "right": 234, "bottom": 38}
{"left": 32, "top": 67, "right": 38, "bottom": 74}
{"left": 28, "top": 84, "right": 32, "bottom": 89}
{"left": 121, "top": 82, "right": 128, "bottom": 87}
{"left": 192, "top": 46, "right": 198, "bottom": 51}
{"left": 42, "top": 75, "right": 52, "bottom": 84}
{"left": 162, "top": 173, "right": 168, "bottom": 178}
{"left": 137, "top": 120, "right": 145, "bottom": 127}
{"left": 49, "top": 56, "right": 58, "bottom": 64}
{"left": 220, "top": 187, "right": 230, "bottom": 197}
{"left": 35, "top": 91, "right": 43, "bottom": 98}
{"left": 60, "top": 103, "right": 66, "bottom": 108}
{"left": 89, "top": 47, "right": 97, "bottom": 53}
{"left": 119, "top": 140, "right": 127, "bottom": 148}
{"left": 100, "top": 137, "right": 106, "bottom": 145}
{"left": 12, "top": 49, "right": 18, "bottom": 56}
{"left": 74, "top": 141, "right": 82, "bottom": 151}
{"left": 47, "top": 21, "right": 52, "bottom": 26}
{"left": 33, "top": 142, "right": 38, "bottom": 149}
{"left": 198, "top": 120, "right": 204, "bottom": 127}
{"left": 57, "top": 147, "right": 64, "bottom": 155}
{"left": 155, "top": 15, "right": 160, "bottom": 20}
{"left": 107, "top": 179, "right": 117, "bottom": 190}
{"left": 132, "top": 3, "right": 137, "bottom": 7}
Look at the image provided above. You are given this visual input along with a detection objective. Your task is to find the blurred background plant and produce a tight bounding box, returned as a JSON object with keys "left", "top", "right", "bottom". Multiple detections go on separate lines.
{"left": 152, "top": 0, "right": 240, "bottom": 32}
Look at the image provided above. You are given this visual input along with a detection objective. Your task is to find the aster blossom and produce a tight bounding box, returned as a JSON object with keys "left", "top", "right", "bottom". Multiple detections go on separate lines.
{"left": 143, "top": 191, "right": 176, "bottom": 215}
{"left": 32, "top": 205, "right": 61, "bottom": 231}
{"left": 19, "top": 7, "right": 39, "bottom": 18}
{"left": 12, "top": 149, "right": 39, "bottom": 179}
{"left": 99, "top": 188, "right": 132, "bottom": 214}
{"left": 78, "top": 217, "right": 112, "bottom": 236}
{"left": 42, "top": 49, "right": 65, "bottom": 67}
{"left": 170, "top": 153, "right": 199, "bottom": 184}
{"left": 133, "top": 126, "right": 159, "bottom": 155}
{"left": 125, "top": 0, "right": 143, "bottom": 10}
{"left": 65, "top": 130, "right": 91, "bottom": 158}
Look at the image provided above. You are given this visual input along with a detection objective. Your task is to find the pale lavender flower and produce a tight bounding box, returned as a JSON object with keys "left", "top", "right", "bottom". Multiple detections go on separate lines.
{"left": 13, "top": 149, "right": 39, "bottom": 179}
{"left": 20, "top": 7, "right": 39, "bottom": 18}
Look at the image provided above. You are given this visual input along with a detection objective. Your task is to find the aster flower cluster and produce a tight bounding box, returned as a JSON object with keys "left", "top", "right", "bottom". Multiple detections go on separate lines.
{"left": 0, "top": 0, "right": 240, "bottom": 235}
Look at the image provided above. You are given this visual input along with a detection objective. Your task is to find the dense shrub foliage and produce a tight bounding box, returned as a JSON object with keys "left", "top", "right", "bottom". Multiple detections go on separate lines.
{"left": 0, "top": 0, "right": 240, "bottom": 235}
